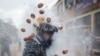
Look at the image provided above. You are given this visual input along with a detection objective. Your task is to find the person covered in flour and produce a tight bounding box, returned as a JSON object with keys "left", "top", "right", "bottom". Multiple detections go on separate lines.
{"left": 23, "top": 22, "right": 58, "bottom": 56}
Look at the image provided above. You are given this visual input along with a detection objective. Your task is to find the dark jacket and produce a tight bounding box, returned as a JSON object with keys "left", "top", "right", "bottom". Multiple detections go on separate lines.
{"left": 23, "top": 38, "right": 46, "bottom": 56}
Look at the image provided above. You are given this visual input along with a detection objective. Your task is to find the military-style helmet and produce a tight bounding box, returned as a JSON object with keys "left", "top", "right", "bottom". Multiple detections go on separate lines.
{"left": 37, "top": 23, "right": 58, "bottom": 35}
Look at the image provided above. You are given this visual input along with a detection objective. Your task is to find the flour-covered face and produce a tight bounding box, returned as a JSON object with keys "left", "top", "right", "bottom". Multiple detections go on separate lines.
{"left": 43, "top": 32, "right": 53, "bottom": 46}
{"left": 43, "top": 33, "right": 50, "bottom": 40}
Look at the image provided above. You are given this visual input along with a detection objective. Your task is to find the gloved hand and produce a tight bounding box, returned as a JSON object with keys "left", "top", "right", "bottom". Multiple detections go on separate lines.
{"left": 24, "top": 33, "right": 35, "bottom": 41}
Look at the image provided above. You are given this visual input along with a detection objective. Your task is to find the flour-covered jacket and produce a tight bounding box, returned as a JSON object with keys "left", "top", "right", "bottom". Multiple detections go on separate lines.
{"left": 23, "top": 36, "right": 46, "bottom": 56}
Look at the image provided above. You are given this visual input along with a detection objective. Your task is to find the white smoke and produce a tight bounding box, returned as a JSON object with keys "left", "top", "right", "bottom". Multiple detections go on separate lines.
{"left": 0, "top": 0, "right": 93, "bottom": 56}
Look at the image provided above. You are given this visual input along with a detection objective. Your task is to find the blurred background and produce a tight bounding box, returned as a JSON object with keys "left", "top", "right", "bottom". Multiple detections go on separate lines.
{"left": 0, "top": 0, "right": 100, "bottom": 56}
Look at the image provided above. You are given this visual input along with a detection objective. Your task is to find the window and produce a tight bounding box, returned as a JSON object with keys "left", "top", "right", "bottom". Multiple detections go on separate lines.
{"left": 65, "top": 0, "right": 74, "bottom": 9}
{"left": 75, "top": 15, "right": 91, "bottom": 26}
{"left": 76, "top": 0, "right": 82, "bottom": 4}
{"left": 76, "top": 0, "right": 93, "bottom": 11}
{"left": 94, "top": 12, "right": 100, "bottom": 37}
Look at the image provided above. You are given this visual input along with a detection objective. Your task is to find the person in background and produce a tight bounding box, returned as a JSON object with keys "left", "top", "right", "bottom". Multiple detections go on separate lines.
{"left": 81, "top": 29, "right": 92, "bottom": 56}
{"left": 0, "top": 36, "right": 11, "bottom": 56}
